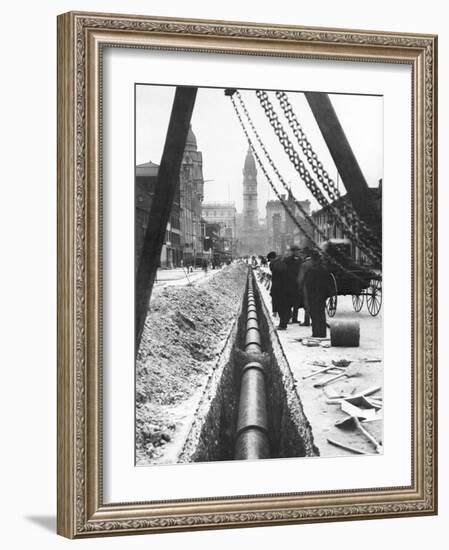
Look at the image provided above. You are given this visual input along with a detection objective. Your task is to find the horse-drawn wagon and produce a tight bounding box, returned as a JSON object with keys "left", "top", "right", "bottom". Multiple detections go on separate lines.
{"left": 322, "top": 239, "right": 382, "bottom": 318}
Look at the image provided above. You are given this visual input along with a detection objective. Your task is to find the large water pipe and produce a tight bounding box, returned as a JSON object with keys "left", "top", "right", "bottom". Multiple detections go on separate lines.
{"left": 234, "top": 271, "right": 270, "bottom": 460}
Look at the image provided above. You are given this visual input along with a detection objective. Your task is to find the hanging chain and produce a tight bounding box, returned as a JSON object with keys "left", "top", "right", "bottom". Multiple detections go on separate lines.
{"left": 257, "top": 89, "right": 380, "bottom": 262}
{"left": 256, "top": 90, "right": 381, "bottom": 264}
{"left": 275, "top": 91, "right": 381, "bottom": 255}
{"left": 276, "top": 90, "right": 339, "bottom": 201}
{"left": 235, "top": 92, "right": 327, "bottom": 245}
{"left": 230, "top": 92, "right": 365, "bottom": 283}
{"left": 339, "top": 202, "right": 381, "bottom": 255}
{"left": 256, "top": 90, "right": 328, "bottom": 208}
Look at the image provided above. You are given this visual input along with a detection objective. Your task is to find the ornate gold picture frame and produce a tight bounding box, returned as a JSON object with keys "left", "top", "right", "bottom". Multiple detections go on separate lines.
{"left": 57, "top": 11, "right": 437, "bottom": 538}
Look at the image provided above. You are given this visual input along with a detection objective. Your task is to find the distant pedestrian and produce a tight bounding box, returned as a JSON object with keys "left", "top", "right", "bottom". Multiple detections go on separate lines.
{"left": 301, "top": 250, "right": 332, "bottom": 337}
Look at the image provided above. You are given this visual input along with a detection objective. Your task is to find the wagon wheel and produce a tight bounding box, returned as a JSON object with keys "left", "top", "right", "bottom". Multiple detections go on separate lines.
{"left": 352, "top": 293, "right": 364, "bottom": 312}
{"left": 366, "top": 278, "right": 382, "bottom": 316}
{"left": 326, "top": 273, "right": 338, "bottom": 317}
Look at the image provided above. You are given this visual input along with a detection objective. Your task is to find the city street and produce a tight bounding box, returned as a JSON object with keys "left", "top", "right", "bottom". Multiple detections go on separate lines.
{"left": 135, "top": 84, "right": 385, "bottom": 465}
{"left": 153, "top": 267, "right": 220, "bottom": 288}
{"left": 258, "top": 278, "right": 383, "bottom": 457}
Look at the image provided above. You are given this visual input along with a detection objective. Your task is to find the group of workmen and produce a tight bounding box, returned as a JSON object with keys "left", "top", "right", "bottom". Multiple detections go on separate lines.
{"left": 266, "top": 245, "right": 333, "bottom": 337}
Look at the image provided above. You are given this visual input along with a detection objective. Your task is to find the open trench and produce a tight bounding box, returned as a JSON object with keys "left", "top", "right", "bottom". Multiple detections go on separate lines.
{"left": 179, "top": 267, "right": 318, "bottom": 463}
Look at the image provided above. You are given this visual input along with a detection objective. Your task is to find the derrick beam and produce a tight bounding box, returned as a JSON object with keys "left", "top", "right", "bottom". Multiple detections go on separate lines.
{"left": 135, "top": 86, "right": 197, "bottom": 349}
{"left": 304, "top": 92, "right": 381, "bottom": 235}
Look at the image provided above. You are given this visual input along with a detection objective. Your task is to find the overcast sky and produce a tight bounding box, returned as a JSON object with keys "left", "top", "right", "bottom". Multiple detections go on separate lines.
{"left": 136, "top": 84, "right": 383, "bottom": 217}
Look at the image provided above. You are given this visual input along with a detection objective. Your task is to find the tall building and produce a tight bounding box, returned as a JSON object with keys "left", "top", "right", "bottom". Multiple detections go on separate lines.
{"left": 238, "top": 147, "right": 266, "bottom": 255}
{"left": 202, "top": 202, "right": 237, "bottom": 259}
{"left": 135, "top": 161, "right": 182, "bottom": 269}
{"left": 135, "top": 124, "right": 205, "bottom": 269}
{"left": 179, "top": 125, "right": 205, "bottom": 267}
{"left": 311, "top": 183, "right": 382, "bottom": 265}
{"left": 202, "top": 202, "right": 237, "bottom": 240}
{"left": 266, "top": 193, "right": 312, "bottom": 254}
{"left": 242, "top": 147, "right": 258, "bottom": 231}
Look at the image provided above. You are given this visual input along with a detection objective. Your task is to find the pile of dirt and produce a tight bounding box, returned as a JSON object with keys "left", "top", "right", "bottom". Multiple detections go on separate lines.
{"left": 136, "top": 263, "right": 248, "bottom": 464}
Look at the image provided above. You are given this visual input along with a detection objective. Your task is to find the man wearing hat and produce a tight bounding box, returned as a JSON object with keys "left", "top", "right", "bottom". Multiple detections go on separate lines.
{"left": 301, "top": 250, "right": 332, "bottom": 337}
{"left": 284, "top": 244, "right": 306, "bottom": 325}
{"left": 267, "top": 251, "right": 290, "bottom": 330}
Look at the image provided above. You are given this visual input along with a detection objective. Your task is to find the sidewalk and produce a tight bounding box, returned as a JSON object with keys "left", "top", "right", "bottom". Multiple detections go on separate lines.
{"left": 154, "top": 267, "right": 220, "bottom": 288}
{"left": 256, "top": 273, "right": 383, "bottom": 457}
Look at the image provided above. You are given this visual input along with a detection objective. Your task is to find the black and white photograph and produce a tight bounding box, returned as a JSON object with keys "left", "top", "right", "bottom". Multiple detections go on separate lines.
{"left": 51, "top": 6, "right": 438, "bottom": 541}
{"left": 1, "top": 0, "right": 442, "bottom": 543}
{"left": 135, "top": 84, "right": 383, "bottom": 466}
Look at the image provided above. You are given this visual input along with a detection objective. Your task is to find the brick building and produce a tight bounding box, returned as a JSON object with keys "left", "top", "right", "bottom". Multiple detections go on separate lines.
{"left": 311, "top": 183, "right": 382, "bottom": 263}
{"left": 266, "top": 192, "right": 312, "bottom": 254}
{"left": 202, "top": 202, "right": 238, "bottom": 260}
{"left": 135, "top": 124, "right": 205, "bottom": 269}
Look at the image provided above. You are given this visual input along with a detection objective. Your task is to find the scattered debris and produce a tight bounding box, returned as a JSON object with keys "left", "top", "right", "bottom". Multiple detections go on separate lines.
{"left": 340, "top": 400, "right": 377, "bottom": 422}
{"left": 302, "top": 364, "right": 343, "bottom": 380}
{"left": 335, "top": 415, "right": 383, "bottom": 453}
{"left": 326, "top": 437, "right": 368, "bottom": 455}
{"left": 313, "top": 362, "right": 361, "bottom": 388}
{"left": 301, "top": 339, "right": 321, "bottom": 347}
{"left": 300, "top": 337, "right": 331, "bottom": 347}
{"left": 360, "top": 410, "right": 383, "bottom": 422}
{"left": 345, "top": 385, "right": 381, "bottom": 400}
{"left": 325, "top": 385, "right": 357, "bottom": 399}
{"left": 332, "top": 359, "right": 352, "bottom": 368}
{"left": 345, "top": 395, "right": 378, "bottom": 409}
{"left": 365, "top": 396, "right": 383, "bottom": 409}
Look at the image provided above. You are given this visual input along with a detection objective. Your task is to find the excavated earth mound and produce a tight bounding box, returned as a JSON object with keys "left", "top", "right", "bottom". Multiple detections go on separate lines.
{"left": 136, "top": 263, "right": 248, "bottom": 465}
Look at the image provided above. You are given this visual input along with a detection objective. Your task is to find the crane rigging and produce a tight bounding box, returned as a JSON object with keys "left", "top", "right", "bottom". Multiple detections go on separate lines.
{"left": 228, "top": 89, "right": 369, "bottom": 285}
{"left": 255, "top": 90, "right": 381, "bottom": 265}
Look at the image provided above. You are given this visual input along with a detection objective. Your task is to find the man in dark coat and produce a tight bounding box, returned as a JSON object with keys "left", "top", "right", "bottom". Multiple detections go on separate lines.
{"left": 284, "top": 245, "right": 305, "bottom": 324}
{"left": 267, "top": 251, "right": 290, "bottom": 330}
{"left": 296, "top": 251, "right": 311, "bottom": 326}
{"left": 285, "top": 245, "right": 310, "bottom": 326}
{"left": 301, "top": 250, "right": 332, "bottom": 337}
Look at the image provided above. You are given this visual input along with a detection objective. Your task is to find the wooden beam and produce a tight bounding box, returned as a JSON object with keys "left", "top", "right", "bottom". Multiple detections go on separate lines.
{"left": 135, "top": 86, "right": 197, "bottom": 349}
{"left": 304, "top": 92, "right": 381, "bottom": 235}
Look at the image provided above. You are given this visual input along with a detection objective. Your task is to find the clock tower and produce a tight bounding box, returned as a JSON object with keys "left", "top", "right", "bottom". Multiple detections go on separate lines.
{"left": 242, "top": 146, "right": 258, "bottom": 231}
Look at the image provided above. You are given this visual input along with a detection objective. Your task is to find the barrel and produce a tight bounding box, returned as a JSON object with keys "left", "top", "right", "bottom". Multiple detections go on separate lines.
{"left": 330, "top": 320, "right": 360, "bottom": 347}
